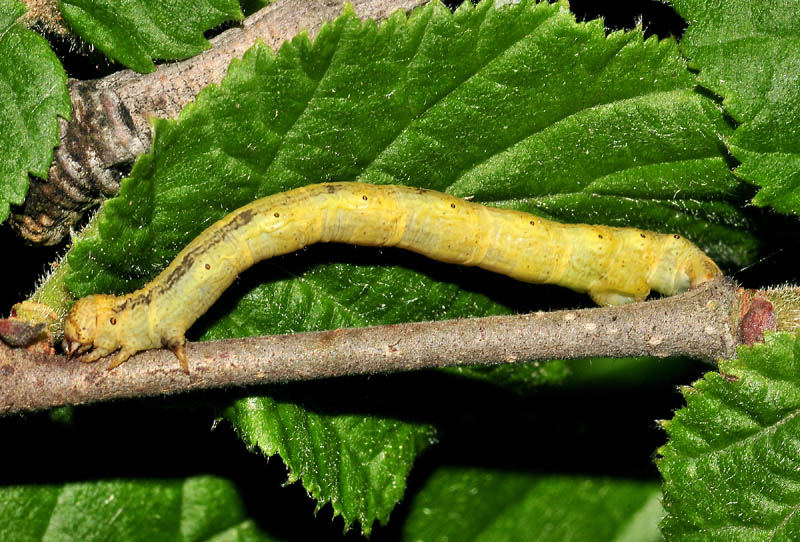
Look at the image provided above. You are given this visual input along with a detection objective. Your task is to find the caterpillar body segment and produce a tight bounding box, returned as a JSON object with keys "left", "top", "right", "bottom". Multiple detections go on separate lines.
{"left": 63, "top": 182, "right": 722, "bottom": 372}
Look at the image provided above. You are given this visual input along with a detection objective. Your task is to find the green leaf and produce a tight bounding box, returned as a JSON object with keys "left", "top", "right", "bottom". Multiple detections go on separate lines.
{"left": 0, "top": 476, "right": 277, "bottom": 541}
{"left": 401, "top": 467, "right": 664, "bottom": 542}
{"left": 226, "top": 395, "right": 436, "bottom": 534}
{"left": 445, "top": 357, "right": 571, "bottom": 394}
{"left": 658, "top": 332, "right": 800, "bottom": 540}
{"left": 0, "top": 0, "right": 70, "bottom": 223}
{"left": 671, "top": 0, "right": 800, "bottom": 216}
{"left": 57, "top": 0, "right": 243, "bottom": 72}
{"left": 61, "top": 0, "right": 754, "bottom": 533}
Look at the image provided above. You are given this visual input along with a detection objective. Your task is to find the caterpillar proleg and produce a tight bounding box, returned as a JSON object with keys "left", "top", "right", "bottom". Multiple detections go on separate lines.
{"left": 63, "top": 182, "right": 722, "bottom": 373}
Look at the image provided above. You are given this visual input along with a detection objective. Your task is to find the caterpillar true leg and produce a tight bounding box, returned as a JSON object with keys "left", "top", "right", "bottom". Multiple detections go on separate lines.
{"left": 77, "top": 346, "right": 115, "bottom": 364}
{"left": 63, "top": 182, "right": 722, "bottom": 372}
{"left": 105, "top": 348, "right": 139, "bottom": 371}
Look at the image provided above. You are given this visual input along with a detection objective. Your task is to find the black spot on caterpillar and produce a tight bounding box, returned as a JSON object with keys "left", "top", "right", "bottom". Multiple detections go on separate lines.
{"left": 63, "top": 182, "right": 722, "bottom": 373}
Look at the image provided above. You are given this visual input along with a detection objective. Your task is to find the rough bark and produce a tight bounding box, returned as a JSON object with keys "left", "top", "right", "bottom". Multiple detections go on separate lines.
{"left": 9, "top": 0, "right": 430, "bottom": 245}
{"left": 1, "top": 277, "right": 747, "bottom": 415}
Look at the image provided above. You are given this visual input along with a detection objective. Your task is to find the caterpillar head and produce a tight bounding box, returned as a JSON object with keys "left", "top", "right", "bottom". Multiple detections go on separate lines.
{"left": 63, "top": 295, "right": 109, "bottom": 355}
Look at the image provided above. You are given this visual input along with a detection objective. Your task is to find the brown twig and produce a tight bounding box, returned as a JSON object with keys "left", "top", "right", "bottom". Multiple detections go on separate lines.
{"left": 10, "top": 0, "right": 430, "bottom": 245}
{"left": 1, "top": 277, "right": 752, "bottom": 415}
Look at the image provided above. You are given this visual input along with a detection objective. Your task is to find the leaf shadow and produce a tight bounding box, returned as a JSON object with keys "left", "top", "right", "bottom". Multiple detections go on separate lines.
{"left": 188, "top": 241, "right": 593, "bottom": 341}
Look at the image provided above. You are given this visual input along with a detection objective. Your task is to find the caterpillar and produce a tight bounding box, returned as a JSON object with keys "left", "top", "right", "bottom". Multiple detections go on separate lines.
{"left": 63, "top": 182, "right": 722, "bottom": 373}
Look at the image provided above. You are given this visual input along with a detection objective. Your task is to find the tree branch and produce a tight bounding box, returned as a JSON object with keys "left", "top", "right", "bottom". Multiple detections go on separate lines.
{"left": 1, "top": 277, "right": 750, "bottom": 415}
{"left": 10, "top": 0, "right": 430, "bottom": 245}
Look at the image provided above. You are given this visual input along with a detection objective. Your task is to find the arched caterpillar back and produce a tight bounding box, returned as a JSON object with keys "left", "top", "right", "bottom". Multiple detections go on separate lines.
{"left": 64, "top": 182, "right": 722, "bottom": 372}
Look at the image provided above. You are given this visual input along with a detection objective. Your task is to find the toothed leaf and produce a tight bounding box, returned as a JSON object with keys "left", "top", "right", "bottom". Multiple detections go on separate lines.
{"left": 58, "top": 0, "right": 243, "bottom": 72}
{"left": 672, "top": 0, "right": 800, "bottom": 216}
{"left": 0, "top": 0, "right": 70, "bottom": 223}
{"left": 659, "top": 333, "right": 800, "bottom": 539}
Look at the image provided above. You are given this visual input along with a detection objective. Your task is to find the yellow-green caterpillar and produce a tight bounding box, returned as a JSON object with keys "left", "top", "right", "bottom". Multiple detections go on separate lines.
{"left": 63, "top": 182, "right": 722, "bottom": 373}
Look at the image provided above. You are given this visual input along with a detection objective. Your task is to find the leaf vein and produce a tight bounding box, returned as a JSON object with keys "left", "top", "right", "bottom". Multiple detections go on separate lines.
{"left": 363, "top": 3, "right": 555, "bottom": 177}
